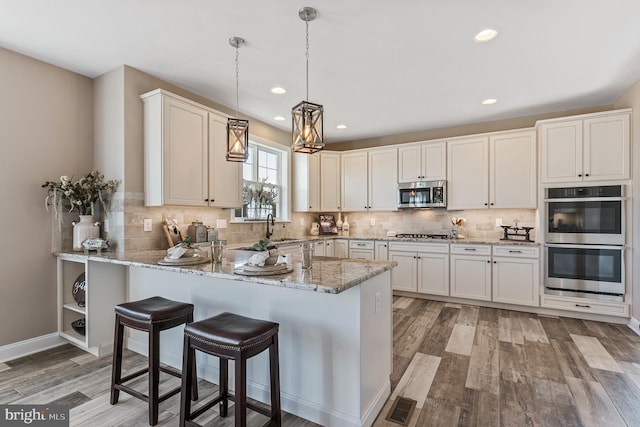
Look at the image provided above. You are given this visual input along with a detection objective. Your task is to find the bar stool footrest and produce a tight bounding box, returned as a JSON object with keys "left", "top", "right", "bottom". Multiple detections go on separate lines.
{"left": 119, "top": 367, "right": 149, "bottom": 384}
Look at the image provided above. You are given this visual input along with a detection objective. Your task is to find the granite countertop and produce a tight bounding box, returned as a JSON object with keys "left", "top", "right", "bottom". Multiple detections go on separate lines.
{"left": 251, "top": 235, "right": 540, "bottom": 246}
{"left": 56, "top": 249, "right": 396, "bottom": 294}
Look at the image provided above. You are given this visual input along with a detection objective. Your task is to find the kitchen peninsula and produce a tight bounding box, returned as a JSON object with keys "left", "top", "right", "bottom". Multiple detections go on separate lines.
{"left": 56, "top": 249, "right": 395, "bottom": 427}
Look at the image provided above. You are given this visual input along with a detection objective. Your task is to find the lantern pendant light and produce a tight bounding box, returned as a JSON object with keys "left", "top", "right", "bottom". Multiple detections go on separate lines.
{"left": 292, "top": 6, "right": 324, "bottom": 153}
{"left": 226, "top": 36, "right": 249, "bottom": 162}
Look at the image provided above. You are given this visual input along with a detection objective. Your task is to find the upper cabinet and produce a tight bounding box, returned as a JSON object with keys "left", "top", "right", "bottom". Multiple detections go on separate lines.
{"left": 292, "top": 151, "right": 340, "bottom": 212}
{"left": 320, "top": 152, "right": 341, "bottom": 212}
{"left": 398, "top": 141, "right": 446, "bottom": 182}
{"left": 539, "top": 110, "right": 630, "bottom": 184}
{"left": 342, "top": 148, "right": 398, "bottom": 212}
{"left": 141, "top": 89, "right": 242, "bottom": 208}
{"left": 447, "top": 130, "right": 536, "bottom": 210}
{"left": 292, "top": 152, "right": 320, "bottom": 212}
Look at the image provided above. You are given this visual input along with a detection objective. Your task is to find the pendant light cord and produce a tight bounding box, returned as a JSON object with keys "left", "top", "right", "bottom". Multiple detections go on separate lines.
{"left": 235, "top": 46, "right": 240, "bottom": 119}
{"left": 305, "top": 19, "right": 309, "bottom": 102}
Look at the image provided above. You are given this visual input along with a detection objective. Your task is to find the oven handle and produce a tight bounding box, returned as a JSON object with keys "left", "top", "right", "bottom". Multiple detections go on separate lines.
{"left": 544, "top": 197, "right": 625, "bottom": 203}
{"left": 544, "top": 243, "right": 626, "bottom": 251}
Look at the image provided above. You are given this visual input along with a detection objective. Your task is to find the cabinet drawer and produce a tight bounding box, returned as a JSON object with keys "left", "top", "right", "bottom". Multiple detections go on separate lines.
{"left": 349, "top": 240, "right": 374, "bottom": 250}
{"left": 492, "top": 245, "right": 540, "bottom": 258}
{"left": 388, "top": 241, "right": 449, "bottom": 253}
{"left": 541, "top": 295, "right": 629, "bottom": 317}
{"left": 450, "top": 244, "right": 491, "bottom": 256}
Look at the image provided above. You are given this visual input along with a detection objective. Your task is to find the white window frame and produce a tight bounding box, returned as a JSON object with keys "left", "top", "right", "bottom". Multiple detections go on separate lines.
{"left": 231, "top": 136, "right": 291, "bottom": 222}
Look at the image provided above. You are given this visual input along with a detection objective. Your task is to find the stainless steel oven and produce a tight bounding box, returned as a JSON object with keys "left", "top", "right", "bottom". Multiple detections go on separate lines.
{"left": 398, "top": 180, "right": 446, "bottom": 209}
{"left": 545, "top": 244, "right": 625, "bottom": 301}
{"left": 544, "top": 185, "right": 624, "bottom": 245}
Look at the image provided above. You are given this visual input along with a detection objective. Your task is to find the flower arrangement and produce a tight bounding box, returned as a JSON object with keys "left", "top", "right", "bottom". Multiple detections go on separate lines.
{"left": 42, "top": 171, "right": 119, "bottom": 226}
{"left": 242, "top": 179, "right": 279, "bottom": 207}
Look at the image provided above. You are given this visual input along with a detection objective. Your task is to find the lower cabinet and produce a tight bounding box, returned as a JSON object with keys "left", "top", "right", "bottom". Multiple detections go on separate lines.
{"left": 349, "top": 240, "right": 375, "bottom": 260}
{"left": 58, "top": 255, "right": 126, "bottom": 356}
{"left": 375, "top": 241, "right": 389, "bottom": 260}
{"left": 389, "top": 242, "right": 449, "bottom": 296}
{"left": 450, "top": 246, "right": 492, "bottom": 301}
{"left": 314, "top": 240, "right": 334, "bottom": 257}
{"left": 492, "top": 245, "right": 540, "bottom": 307}
{"left": 334, "top": 239, "right": 349, "bottom": 258}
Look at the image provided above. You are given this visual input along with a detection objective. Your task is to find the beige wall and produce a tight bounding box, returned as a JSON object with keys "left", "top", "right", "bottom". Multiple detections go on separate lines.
{"left": 0, "top": 47, "right": 93, "bottom": 346}
{"left": 615, "top": 82, "right": 640, "bottom": 319}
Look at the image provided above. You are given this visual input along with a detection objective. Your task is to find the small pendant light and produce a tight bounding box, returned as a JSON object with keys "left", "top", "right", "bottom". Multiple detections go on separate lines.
{"left": 292, "top": 6, "right": 324, "bottom": 153}
{"left": 227, "top": 36, "right": 249, "bottom": 162}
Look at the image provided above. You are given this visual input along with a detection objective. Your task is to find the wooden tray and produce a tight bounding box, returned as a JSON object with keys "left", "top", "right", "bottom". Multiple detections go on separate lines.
{"left": 157, "top": 256, "right": 210, "bottom": 266}
{"left": 234, "top": 265, "right": 293, "bottom": 276}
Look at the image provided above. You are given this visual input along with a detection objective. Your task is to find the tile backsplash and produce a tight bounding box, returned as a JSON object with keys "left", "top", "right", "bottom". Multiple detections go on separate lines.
{"left": 96, "top": 192, "right": 537, "bottom": 253}
{"left": 54, "top": 191, "right": 538, "bottom": 253}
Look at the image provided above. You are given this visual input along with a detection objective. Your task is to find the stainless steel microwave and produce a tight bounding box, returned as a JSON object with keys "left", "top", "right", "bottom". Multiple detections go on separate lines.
{"left": 398, "top": 180, "right": 446, "bottom": 208}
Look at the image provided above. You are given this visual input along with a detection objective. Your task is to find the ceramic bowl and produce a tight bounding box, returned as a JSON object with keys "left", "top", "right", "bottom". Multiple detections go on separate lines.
{"left": 71, "top": 318, "right": 86, "bottom": 336}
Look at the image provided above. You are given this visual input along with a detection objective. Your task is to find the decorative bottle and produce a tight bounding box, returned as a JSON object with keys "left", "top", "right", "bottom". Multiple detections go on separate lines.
{"left": 342, "top": 216, "right": 350, "bottom": 236}
{"left": 336, "top": 212, "right": 343, "bottom": 235}
{"left": 73, "top": 215, "right": 100, "bottom": 251}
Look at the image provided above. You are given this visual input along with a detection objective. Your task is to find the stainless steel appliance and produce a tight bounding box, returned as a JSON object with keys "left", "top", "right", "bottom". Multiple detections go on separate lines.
{"left": 545, "top": 244, "right": 624, "bottom": 301}
{"left": 544, "top": 185, "right": 624, "bottom": 245}
{"left": 398, "top": 180, "right": 446, "bottom": 209}
{"left": 544, "top": 184, "right": 626, "bottom": 301}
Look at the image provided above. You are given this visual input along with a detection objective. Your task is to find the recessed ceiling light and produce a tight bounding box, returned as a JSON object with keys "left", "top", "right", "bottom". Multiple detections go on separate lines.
{"left": 336, "top": 124, "right": 348, "bottom": 129}
{"left": 482, "top": 98, "right": 497, "bottom": 105}
{"left": 474, "top": 29, "right": 498, "bottom": 42}
{"left": 274, "top": 116, "right": 286, "bottom": 121}
{"left": 271, "top": 87, "right": 286, "bottom": 94}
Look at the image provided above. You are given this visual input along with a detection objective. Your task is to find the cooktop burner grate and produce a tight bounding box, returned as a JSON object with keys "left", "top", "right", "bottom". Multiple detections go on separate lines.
{"left": 396, "top": 233, "right": 450, "bottom": 239}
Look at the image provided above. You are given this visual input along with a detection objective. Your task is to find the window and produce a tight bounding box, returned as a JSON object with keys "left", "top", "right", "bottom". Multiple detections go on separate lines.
{"left": 234, "top": 138, "right": 290, "bottom": 221}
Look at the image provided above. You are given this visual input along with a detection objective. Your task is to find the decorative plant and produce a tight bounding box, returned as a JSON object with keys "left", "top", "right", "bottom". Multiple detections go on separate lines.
{"left": 42, "top": 170, "right": 119, "bottom": 228}
{"left": 242, "top": 178, "right": 279, "bottom": 207}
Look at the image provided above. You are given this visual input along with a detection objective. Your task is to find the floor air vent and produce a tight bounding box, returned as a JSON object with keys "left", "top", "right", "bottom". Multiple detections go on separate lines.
{"left": 385, "top": 396, "right": 417, "bottom": 425}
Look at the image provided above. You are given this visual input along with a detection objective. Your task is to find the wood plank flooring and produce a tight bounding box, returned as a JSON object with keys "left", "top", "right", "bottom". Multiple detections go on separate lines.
{"left": 2, "top": 297, "right": 640, "bottom": 426}
{"left": 373, "top": 297, "right": 640, "bottom": 427}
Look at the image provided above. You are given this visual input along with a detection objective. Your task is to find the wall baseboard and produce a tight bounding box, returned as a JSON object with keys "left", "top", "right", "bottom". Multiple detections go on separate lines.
{"left": 627, "top": 317, "right": 640, "bottom": 336}
{"left": 0, "top": 333, "right": 66, "bottom": 363}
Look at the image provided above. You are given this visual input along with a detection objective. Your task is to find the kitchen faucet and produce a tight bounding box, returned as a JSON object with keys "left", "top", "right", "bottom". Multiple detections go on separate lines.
{"left": 265, "top": 213, "right": 275, "bottom": 239}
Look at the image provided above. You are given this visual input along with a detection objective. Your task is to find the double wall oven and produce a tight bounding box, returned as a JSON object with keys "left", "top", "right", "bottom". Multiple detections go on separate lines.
{"left": 544, "top": 185, "right": 625, "bottom": 301}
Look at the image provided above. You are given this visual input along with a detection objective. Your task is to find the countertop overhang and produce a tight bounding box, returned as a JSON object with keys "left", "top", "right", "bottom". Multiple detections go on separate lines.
{"left": 56, "top": 249, "right": 396, "bottom": 294}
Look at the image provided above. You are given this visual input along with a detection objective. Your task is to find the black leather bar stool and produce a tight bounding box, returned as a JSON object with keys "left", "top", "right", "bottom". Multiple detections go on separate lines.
{"left": 179, "top": 312, "right": 281, "bottom": 427}
{"left": 110, "top": 296, "right": 198, "bottom": 426}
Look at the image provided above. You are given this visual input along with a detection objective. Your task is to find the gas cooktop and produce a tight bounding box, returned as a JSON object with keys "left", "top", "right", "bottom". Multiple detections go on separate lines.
{"left": 396, "top": 233, "right": 450, "bottom": 240}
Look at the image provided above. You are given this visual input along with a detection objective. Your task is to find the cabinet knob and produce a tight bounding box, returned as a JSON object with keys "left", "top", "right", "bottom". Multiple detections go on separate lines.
{"left": 487, "top": 260, "right": 491, "bottom": 263}
{"left": 493, "top": 261, "right": 496, "bottom": 264}
{"left": 490, "top": 202, "right": 494, "bottom": 206}
{"left": 204, "top": 198, "right": 209, "bottom": 202}
{"left": 578, "top": 174, "right": 582, "bottom": 177}
{"left": 484, "top": 202, "right": 488, "bottom": 206}
{"left": 585, "top": 174, "right": 590, "bottom": 177}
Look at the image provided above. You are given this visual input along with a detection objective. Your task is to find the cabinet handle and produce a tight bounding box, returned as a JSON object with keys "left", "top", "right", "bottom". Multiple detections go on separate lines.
{"left": 413, "top": 256, "right": 417, "bottom": 259}
{"left": 211, "top": 199, "right": 214, "bottom": 203}
{"left": 585, "top": 174, "right": 590, "bottom": 177}
{"left": 490, "top": 202, "right": 494, "bottom": 206}
{"left": 484, "top": 202, "right": 488, "bottom": 206}
{"left": 493, "top": 261, "right": 496, "bottom": 264}
{"left": 508, "top": 250, "right": 522, "bottom": 253}
{"left": 578, "top": 174, "right": 582, "bottom": 177}
{"left": 309, "top": 206, "right": 312, "bottom": 209}
{"left": 487, "top": 260, "right": 491, "bottom": 263}
{"left": 204, "top": 198, "right": 209, "bottom": 202}
{"left": 464, "top": 248, "right": 477, "bottom": 251}
{"left": 575, "top": 304, "right": 591, "bottom": 308}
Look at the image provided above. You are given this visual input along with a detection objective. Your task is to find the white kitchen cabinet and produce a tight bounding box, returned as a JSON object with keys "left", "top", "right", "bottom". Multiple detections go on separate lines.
{"left": 320, "top": 152, "right": 341, "bottom": 212}
{"left": 313, "top": 240, "right": 334, "bottom": 257}
{"left": 58, "top": 255, "right": 126, "bottom": 356}
{"left": 447, "top": 136, "right": 489, "bottom": 210}
{"left": 490, "top": 130, "right": 536, "bottom": 209}
{"left": 342, "top": 148, "right": 398, "bottom": 212}
{"left": 539, "top": 110, "right": 630, "bottom": 183}
{"left": 447, "top": 130, "right": 536, "bottom": 210}
{"left": 142, "top": 89, "right": 242, "bottom": 208}
{"left": 334, "top": 239, "right": 349, "bottom": 258}
{"left": 208, "top": 113, "right": 243, "bottom": 207}
{"left": 293, "top": 152, "right": 320, "bottom": 212}
{"left": 492, "top": 245, "right": 540, "bottom": 307}
{"left": 375, "top": 241, "right": 389, "bottom": 260}
{"left": 349, "top": 240, "right": 375, "bottom": 260}
{"left": 450, "top": 244, "right": 491, "bottom": 301}
{"left": 398, "top": 141, "right": 446, "bottom": 183}
{"left": 541, "top": 294, "right": 629, "bottom": 317}
{"left": 388, "top": 241, "right": 449, "bottom": 296}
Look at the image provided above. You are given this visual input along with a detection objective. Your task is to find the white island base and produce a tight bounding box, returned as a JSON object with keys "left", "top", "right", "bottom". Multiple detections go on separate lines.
{"left": 126, "top": 266, "right": 392, "bottom": 427}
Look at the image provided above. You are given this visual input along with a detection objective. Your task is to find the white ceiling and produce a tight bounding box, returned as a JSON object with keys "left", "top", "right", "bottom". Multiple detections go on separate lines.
{"left": 2, "top": 0, "right": 640, "bottom": 143}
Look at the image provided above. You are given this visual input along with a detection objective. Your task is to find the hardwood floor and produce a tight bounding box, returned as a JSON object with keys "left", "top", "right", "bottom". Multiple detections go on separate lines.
{"left": 373, "top": 297, "right": 640, "bottom": 427}
{"left": 2, "top": 297, "right": 640, "bottom": 426}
